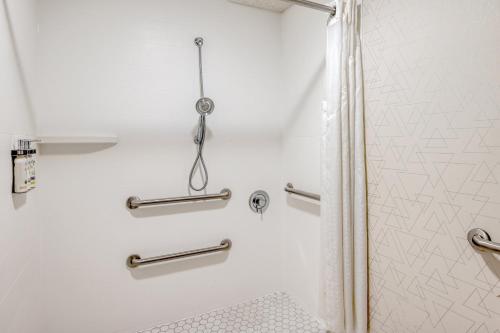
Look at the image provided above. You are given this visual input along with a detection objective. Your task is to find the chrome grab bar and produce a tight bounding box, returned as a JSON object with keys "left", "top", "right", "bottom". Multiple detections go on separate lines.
{"left": 127, "top": 239, "right": 232, "bottom": 268}
{"left": 127, "top": 188, "right": 231, "bottom": 209}
{"left": 467, "top": 228, "right": 500, "bottom": 253}
{"left": 284, "top": 183, "right": 320, "bottom": 201}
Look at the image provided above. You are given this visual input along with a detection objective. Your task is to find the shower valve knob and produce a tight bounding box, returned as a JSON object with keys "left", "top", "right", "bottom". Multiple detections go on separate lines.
{"left": 249, "top": 190, "right": 270, "bottom": 215}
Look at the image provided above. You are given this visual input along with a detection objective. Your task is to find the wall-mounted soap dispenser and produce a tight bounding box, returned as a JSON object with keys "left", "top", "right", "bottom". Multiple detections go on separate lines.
{"left": 11, "top": 138, "right": 37, "bottom": 194}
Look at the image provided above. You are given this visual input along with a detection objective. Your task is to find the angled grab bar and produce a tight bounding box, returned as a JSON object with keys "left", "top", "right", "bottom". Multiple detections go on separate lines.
{"left": 468, "top": 228, "right": 500, "bottom": 253}
{"left": 127, "top": 188, "right": 231, "bottom": 209}
{"left": 284, "top": 183, "right": 320, "bottom": 201}
{"left": 127, "top": 239, "right": 232, "bottom": 268}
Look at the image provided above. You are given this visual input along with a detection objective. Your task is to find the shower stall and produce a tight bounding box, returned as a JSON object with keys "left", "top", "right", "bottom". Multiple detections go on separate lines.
{"left": 1, "top": 0, "right": 499, "bottom": 333}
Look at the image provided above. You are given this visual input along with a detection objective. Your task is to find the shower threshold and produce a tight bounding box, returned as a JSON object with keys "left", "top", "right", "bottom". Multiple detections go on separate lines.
{"left": 136, "top": 292, "right": 324, "bottom": 333}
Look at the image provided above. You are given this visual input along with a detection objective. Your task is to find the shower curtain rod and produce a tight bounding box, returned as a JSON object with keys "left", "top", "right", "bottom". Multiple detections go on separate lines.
{"left": 280, "top": 0, "right": 336, "bottom": 15}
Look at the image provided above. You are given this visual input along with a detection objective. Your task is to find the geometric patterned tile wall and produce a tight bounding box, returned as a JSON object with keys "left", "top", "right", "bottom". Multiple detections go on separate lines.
{"left": 362, "top": 0, "right": 500, "bottom": 332}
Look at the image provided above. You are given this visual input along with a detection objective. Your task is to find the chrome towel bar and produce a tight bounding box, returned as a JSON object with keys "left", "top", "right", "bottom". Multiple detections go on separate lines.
{"left": 127, "top": 188, "right": 231, "bottom": 209}
{"left": 468, "top": 228, "right": 500, "bottom": 253}
{"left": 127, "top": 239, "right": 232, "bottom": 268}
{"left": 284, "top": 183, "right": 320, "bottom": 201}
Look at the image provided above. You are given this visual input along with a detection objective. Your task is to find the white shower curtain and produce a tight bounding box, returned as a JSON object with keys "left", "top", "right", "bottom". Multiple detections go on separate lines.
{"left": 320, "top": 1, "right": 367, "bottom": 333}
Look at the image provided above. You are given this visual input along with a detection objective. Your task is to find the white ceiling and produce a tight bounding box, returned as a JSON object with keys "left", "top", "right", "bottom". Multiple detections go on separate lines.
{"left": 227, "top": 0, "right": 292, "bottom": 13}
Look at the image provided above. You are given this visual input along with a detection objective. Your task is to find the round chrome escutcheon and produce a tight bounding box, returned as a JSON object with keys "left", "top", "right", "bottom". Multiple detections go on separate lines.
{"left": 467, "top": 228, "right": 491, "bottom": 252}
{"left": 249, "top": 190, "right": 270, "bottom": 214}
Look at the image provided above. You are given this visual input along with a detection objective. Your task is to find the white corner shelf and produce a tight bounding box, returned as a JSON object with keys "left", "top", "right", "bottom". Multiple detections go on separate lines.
{"left": 37, "top": 135, "right": 118, "bottom": 144}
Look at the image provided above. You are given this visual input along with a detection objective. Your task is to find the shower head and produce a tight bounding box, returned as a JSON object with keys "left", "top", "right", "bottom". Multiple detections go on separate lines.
{"left": 196, "top": 97, "right": 215, "bottom": 115}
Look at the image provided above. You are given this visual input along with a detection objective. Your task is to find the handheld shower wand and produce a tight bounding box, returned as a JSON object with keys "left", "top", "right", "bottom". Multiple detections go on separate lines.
{"left": 189, "top": 37, "right": 214, "bottom": 191}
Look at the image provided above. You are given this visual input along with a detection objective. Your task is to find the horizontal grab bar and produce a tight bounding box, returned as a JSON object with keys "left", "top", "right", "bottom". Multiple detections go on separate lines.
{"left": 127, "top": 188, "right": 231, "bottom": 209}
{"left": 468, "top": 228, "right": 500, "bottom": 253}
{"left": 127, "top": 239, "right": 232, "bottom": 268}
{"left": 284, "top": 183, "right": 320, "bottom": 201}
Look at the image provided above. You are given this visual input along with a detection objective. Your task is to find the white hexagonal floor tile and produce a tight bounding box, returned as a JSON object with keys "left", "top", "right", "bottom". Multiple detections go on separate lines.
{"left": 137, "top": 292, "right": 325, "bottom": 333}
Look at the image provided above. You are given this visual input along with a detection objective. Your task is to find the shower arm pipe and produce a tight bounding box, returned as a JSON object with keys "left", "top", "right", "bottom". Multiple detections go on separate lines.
{"left": 126, "top": 188, "right": 231, "bottom": 209}
{"left": 280, "top": 0, "right": 336, "bottom": 15}
{"left": 127, "top": 239, "right": 232, "bottom": 268}
{"left": 285, "top": 183, "right": 320, "bottom": 201}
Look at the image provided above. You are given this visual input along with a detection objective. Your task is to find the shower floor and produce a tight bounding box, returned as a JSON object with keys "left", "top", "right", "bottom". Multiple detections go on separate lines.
{"left": 136, "top": 292, "right": 324, "bottom": 333}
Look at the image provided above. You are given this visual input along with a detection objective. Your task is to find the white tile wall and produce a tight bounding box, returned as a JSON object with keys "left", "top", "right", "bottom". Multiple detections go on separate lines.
{"left": 0, "top": 0, "right": 41, "bottom": 332}
{"left": 280, "top": 6, "right": 325, "bottom": 319}
{"left": 33, "top": 1, "right": 332, "bottom": 330}
{"left": 35, "top": 1, "right": 285, "bottom": 332}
